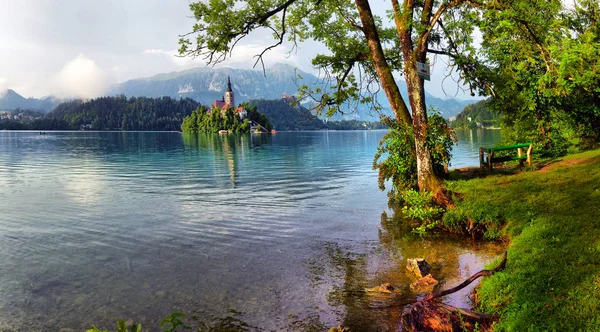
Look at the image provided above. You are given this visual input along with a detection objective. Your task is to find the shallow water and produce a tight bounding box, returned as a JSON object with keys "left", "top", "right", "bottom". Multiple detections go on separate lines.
{"left": 0, "top": 130, "right": 503, "bottom": 331}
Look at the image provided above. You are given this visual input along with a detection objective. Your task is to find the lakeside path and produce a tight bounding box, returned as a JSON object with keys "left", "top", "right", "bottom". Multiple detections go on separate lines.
{"left": 446, "top": 149, "right": 600, "bottom": 330}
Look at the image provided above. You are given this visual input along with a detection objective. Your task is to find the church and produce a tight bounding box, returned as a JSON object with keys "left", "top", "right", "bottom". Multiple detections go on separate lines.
{"left": 211, "top": 76, "right": 247, "bottom": 119}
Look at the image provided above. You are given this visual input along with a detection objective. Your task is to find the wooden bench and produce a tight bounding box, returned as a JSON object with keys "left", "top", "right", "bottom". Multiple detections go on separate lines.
{"left": 479, "top": 142, "right": 533, "bottom": 171}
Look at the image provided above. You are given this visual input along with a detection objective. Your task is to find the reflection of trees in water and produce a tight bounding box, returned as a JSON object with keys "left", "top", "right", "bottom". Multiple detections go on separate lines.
{"left": 191, "top": 309, "right": 257, "bottom": 332}
{"left": 182, "top": 133, "right": 252, "bottom": 188}
{"left": 297, "top": 210, "right": 504, "bottom": 331}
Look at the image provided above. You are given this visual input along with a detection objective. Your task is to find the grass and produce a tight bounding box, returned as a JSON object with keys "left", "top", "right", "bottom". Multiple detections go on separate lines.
{"left": 445, "top": 148, "right": 600, "bottom": 331}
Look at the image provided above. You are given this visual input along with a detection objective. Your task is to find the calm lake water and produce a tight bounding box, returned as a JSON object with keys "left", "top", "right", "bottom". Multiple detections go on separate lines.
{"left": 0, "top": 130, "right": 502, "bottom": 331}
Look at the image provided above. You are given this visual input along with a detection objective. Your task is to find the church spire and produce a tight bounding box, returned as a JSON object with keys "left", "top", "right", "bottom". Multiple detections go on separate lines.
{"left": 224, "top": 76, "right": 234, "bottom": 106}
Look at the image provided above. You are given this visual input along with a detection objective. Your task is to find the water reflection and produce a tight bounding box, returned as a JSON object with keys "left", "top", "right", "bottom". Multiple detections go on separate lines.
{"left": 452, "top": 129, "right": 502, "bottom": 168}
{"left": 298, "top": 209, "right": 505, "bottom": 331}
{"left": 0, "top": 131, "right": 503, "bottom": 331}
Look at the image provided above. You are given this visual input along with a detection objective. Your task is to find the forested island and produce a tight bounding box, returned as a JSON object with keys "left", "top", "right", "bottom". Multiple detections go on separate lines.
{"left": 180, "top": 104, "right": 273, "bottom": 133}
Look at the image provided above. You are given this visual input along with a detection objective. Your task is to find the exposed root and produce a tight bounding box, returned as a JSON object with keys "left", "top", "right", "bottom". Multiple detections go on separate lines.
{"left": 433, "top": 188, "right": 456, "bottom": 209}
{"left": 401, "top": 252, "right": 508, "bottom": 331}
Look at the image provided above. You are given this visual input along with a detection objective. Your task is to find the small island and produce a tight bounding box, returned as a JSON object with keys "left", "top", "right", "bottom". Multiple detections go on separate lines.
{"left": 180, "top": 76, "right": 272, "bottom": 133}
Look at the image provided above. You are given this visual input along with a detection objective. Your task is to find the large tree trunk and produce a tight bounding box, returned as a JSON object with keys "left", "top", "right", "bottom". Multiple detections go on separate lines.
{"left": 404, "top": 61, "right": 443, "bottom": 192}
{"left": 356, "top": 0, "right": 443, "bottom": 193}
{"left": 355, "top": 0, "right": 412, "bottom": 126}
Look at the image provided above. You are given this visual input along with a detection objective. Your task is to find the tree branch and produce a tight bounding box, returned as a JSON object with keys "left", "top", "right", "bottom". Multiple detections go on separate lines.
{"left": 424, "top": 252, "right": 507, "bottom": 301}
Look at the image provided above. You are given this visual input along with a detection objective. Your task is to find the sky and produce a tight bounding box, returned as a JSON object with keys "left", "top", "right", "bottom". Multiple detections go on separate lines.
{"left": 0, "top": 0, "right": 474, "bottom": 100}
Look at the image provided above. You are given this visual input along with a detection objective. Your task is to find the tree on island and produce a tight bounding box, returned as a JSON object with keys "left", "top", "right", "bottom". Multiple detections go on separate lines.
{"left": 181, "top": 104, "right": 272, "bottom": 133}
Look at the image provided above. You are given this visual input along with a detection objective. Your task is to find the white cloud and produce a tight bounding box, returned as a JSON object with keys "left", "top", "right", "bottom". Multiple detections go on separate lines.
{"left": 143, "top": 43, "right": 305, "bottom": 71}
{"left": 53, "top": 54, "right": 108, "bottom": 99}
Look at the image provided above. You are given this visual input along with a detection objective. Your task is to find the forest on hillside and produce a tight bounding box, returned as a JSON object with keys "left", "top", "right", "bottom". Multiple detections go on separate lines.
{"left": 450, "top": 99, "right": 501, "bottom": 129}
{"left": 46, "top": 96, "right": 200, "bottom": 131}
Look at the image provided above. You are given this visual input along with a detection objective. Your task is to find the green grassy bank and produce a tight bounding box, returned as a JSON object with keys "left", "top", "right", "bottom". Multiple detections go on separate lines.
{"left": 445, "top": 149, "right": 600, "bottom": 330}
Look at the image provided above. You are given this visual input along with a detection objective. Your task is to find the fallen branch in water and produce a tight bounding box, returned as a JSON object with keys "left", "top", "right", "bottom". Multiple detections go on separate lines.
{"left": 402, "top": 252, "right": 508, "bottom": 331}
{"left": 424, "top": 251, "right": 508, "bottom": 301}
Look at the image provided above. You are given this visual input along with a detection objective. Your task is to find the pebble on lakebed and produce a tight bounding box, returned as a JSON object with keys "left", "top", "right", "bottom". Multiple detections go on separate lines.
{"left": 94, "top": 255, "right": 111, "bottom": 261}
{"left": 409, "top": 274, "right": 439, "bottom": 293}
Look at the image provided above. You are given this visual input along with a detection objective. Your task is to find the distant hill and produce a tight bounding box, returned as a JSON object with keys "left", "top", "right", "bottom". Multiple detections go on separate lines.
{"left": 108, "top": 64, "right": 477, "bottom": 121}
{"left": 47, "top": 96, "right": 199, "bottom": 131}
{"left": 0, "top": 89, "right": 63, "bottom": 113}
{"left": 247, "top": 98, "right": 327, "bottom": 131}
{"left": 450, "top": 99, "right": 500, "bottom": 129}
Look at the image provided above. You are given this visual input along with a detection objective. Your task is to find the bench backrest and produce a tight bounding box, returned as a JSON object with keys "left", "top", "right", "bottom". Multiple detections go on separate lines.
{"left": 484, "top": 142, "right": 532, "bottom": 152}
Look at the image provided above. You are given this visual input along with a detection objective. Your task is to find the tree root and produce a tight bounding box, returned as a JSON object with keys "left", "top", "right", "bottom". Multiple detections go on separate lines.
{"left": 401, "top": 252, "right": 507, "bottom": 331}
{"left": 433, "top": 188, "right": 456, "bottom": 209}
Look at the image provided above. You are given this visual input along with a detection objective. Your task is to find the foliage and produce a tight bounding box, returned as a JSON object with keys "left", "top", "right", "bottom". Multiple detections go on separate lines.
{"left": 400, "top": 189, "right": 444, "bottom": 236}
{"left": 161, "top": 312, "right": 190, "bottom": 332}
{"left": 445, "top": 149, "right": 600, "bottom": 330}
{"left": 181, "top": 104, "right": 271, "bottom": 133}
{"left": 374, "top": 112, "right": 456, "bottom": 204}
{"left": 244, "top": 104, "right": 273, "bottom": 131}
{"left": 479, "top": 0, "right": 600, "bottom": 153}
{"left": 86, "top": 320, "right": 141, "bottom": 332}
{"left": 46, "top": 96, "right": 200, "bottom": 131}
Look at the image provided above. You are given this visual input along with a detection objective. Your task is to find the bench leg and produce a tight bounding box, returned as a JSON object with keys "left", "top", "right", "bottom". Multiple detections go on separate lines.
{"left": 526, "top": 144, "right": 533, "bottom": 166}
{"left": 488, "top": 150, "right": 494, "bottom": 172}
{"left": 518, "top": 148, "right": 524, "bottom": 168}
{"left": 479, "top": 148, "right": 485, "bottom": 171}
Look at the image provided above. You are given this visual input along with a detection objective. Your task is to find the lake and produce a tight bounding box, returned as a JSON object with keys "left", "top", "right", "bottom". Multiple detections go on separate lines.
{"left": 0, "top": 130, "right": 503, "bottom": 331}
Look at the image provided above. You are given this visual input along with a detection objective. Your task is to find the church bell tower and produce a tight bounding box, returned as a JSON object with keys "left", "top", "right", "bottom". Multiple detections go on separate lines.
{"left": 225, "top": 76, "right": 234, "bottom": 106}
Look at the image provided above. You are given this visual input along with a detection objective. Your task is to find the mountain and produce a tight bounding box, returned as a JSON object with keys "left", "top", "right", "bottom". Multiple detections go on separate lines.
{"left": 0, "top": 89, "right": 63, "bottom": 113}
{"left": 108, "top": 64, "right": 477, "bottom": 121}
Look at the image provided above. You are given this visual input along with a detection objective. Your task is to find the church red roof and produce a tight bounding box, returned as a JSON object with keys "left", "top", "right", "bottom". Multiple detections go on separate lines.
{"left": 212, "top": 100, "right": 228, "bottom": 109}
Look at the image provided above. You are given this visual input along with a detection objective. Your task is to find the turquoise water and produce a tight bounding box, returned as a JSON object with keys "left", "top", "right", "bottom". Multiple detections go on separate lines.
{"left": 0, "top": 130, "right": 502, "bottom": 331}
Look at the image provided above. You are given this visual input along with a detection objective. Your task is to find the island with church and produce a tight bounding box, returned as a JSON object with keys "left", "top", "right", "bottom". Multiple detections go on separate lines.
{"left": 181, "top": 76, "right": 273, "bottom": 134}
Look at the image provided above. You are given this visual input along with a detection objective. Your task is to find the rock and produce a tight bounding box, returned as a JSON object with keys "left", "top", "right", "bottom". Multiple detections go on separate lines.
{"left": 406, "top": 258, "right": 432, "bottom": 278}
{"left": 378, "top": 283, "right": 395, "bottom": 293}
{"left": 155, "top": 290, "right": 166, "bottom": 298}
{"left": 95, "top": 255, "right": 111, "bottom": 261}
{"left": 328, "top": 324, "right": 350, "bottom": 332}
{"left": 364, "top": 283, "right": 399, "bottom": 294}
{"left": 409, "top": 274, "right": 439, "bottom": 293}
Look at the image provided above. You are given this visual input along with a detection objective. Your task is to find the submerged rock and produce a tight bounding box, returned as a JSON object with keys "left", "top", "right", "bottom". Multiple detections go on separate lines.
{"left": 364, "top": 283, "right": 400, "bottom": 294}
{"left": 409, "top": 274, "right": 439, "bottom": 293}
{"left": 378, "top": 283, "right": 395, "bottom": 293}
{"left": 406, "top": 258, "right": 431, "bottom": 278}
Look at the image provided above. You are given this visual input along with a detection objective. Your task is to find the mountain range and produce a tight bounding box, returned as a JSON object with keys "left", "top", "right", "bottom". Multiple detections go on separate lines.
{"left": 0, "top": 89, "right": 63, "bottom": 112}
{"left": 1, "top": 64, "right": 476, "bottom": 120}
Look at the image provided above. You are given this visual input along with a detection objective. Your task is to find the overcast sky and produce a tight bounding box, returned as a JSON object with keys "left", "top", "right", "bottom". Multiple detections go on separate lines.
{"left": 0, "top": 0, "right": 473, "bottom": 99}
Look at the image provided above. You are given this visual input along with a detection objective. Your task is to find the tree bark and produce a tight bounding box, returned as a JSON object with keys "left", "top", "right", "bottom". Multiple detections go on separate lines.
{"left": 355, "top": 0, "right": 412, "bottom": 126}
{"left": 394, "top": 0, "right": 443, "bottom": 193}
{"left": 405, "top": 62, "right": 443, "bottom": 192}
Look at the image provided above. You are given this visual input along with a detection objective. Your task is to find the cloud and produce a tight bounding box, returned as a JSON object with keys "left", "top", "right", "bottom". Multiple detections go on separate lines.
{"left": 143, "top": 43, "right": 304, "bottom": 71}
{"left": 53, "top": 54, "right": 108, "bottom": 99}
